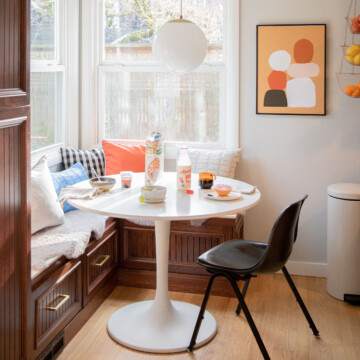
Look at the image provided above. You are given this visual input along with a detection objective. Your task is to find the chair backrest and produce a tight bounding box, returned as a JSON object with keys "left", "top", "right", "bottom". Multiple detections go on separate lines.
{"left": 255, "top": 195, "right": 308, "bottom": 274}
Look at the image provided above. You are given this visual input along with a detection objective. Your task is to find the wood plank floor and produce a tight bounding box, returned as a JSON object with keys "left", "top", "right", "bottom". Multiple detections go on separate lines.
{"left": 58, "top": 274, "right": 360, "bottom": 360}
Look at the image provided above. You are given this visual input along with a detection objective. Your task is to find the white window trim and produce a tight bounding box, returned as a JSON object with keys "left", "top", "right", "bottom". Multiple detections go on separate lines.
{"left": 80, "top": 0, "right": 100, "bottom": 149}
{"left": 30, "top": 0, "right": 79, "bottom": 165}
{"left": 80, "top": 0, "right": 239, "bottom": 156}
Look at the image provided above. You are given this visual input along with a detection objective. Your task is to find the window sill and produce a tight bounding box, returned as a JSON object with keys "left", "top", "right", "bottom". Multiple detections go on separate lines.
{"left": 31, "top": 143, "right": 63, "bottom": 168}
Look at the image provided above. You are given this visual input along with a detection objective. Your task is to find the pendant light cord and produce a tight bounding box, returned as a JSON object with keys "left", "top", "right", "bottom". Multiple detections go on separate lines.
{"left": 180, "top": 0, "right": 183, "bottom": 19}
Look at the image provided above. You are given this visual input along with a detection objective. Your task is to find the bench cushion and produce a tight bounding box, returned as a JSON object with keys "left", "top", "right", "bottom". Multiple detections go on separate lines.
{"left": 31, "top": 210, "right": 107, "bottom": 271}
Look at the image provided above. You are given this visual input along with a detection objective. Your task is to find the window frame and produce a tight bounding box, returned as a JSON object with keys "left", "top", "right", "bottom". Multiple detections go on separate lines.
{"left": 30, "top": 0, "right": 79, "bottom": 167}
{"left": 81, "top": 0, "right": 239, "bottom": 156}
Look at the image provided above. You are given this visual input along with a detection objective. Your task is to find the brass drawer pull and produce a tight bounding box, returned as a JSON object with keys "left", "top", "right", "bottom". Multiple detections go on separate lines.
{"left": 94, "top": 254, "right": 110, "bottom": 267}
{"left": 45, "top": 294, "right": 70, "bottom": 311}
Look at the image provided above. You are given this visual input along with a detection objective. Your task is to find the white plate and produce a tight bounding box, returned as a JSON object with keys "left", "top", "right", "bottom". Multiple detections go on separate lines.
{"left": 204, "top": 191, "right": 242, "bottom": 201}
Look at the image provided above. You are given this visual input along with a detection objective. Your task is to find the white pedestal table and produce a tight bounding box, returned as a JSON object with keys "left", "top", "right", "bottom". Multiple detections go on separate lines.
{"left": 69, "top": 172, "right": 260, "bottom": 353}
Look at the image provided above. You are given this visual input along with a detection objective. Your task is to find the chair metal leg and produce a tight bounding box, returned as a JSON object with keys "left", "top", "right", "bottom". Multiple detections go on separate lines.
{"left": 226, "top": 275, "right": 271, "bottom": 360}
{"left": 188, "top": 273, "right": 219, "bottom": 352}
{"left": 236, "top": 278, "right": 251, "bottom": 315}
{"left": 282, "top": 266, "right": 319, "bottom": 336}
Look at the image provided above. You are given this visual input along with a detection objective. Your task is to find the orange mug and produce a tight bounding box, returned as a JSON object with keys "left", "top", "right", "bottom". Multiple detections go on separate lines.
{"left": 199, "top": 172, "right": 216, "bottom": 189}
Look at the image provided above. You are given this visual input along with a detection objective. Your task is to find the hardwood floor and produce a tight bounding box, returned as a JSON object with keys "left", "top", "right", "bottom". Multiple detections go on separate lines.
{"left": 58, "top": 274, "right": 360, "bottom": 360}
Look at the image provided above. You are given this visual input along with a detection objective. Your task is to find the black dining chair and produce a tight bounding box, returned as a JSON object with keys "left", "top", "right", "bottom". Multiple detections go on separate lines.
{"left": 187, "top": 195, "right": 319, "bottom": 360}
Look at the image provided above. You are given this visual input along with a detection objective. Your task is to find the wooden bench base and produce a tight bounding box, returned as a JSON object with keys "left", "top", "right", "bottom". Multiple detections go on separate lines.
{"left": 28, "top": 219, "right": 118, "bottom": 360}
{"left": 28, "top": 216, "right": 240, "bottom": 359}
{"left": 117, "top": 217, "right": 241, "bottom": 297}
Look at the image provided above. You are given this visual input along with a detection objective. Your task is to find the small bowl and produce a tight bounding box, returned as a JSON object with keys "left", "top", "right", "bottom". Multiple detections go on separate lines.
{"left": 89, "top": 177, "right": 116, "bottom": 191}
{"left": 141, "top": 185, "right": 167, "bottom": 203}
{"left": 214, "top": 184, "right": 232, "bottom": 197}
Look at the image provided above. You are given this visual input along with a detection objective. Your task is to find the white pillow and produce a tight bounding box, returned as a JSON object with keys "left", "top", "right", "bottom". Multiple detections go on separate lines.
{"left": 188, "top": 148, "right": 241, "bottom": 179}
{"left": 31, "top": 156, "right": 65, "bottom": 234}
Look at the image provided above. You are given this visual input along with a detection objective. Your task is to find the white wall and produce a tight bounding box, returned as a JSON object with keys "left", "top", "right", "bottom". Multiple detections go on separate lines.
{"left": 238, "top": 0, "right": 360, "bottom": 276}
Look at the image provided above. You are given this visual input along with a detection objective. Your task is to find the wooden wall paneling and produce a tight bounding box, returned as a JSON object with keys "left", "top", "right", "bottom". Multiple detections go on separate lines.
{"left": 0, "top": 117, "right": 28, "bottom": 360}
{"left": 0, "top": 0, "right": 31, "bottom": 358}
{"left": 0, "top": 0, "right": 30, "bottom": 108}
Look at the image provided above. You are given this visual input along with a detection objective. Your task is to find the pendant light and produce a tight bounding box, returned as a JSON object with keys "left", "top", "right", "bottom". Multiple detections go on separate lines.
{"left": 152, "top": 0, "right": 208, "bottom": 73}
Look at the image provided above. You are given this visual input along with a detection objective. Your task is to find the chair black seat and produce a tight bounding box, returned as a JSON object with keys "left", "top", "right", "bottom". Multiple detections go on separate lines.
{"left": 198, "top": 239, "right": 267, "bottom": 274}
{"left": 188, "top": 195, "right": 319, "bottom": 360}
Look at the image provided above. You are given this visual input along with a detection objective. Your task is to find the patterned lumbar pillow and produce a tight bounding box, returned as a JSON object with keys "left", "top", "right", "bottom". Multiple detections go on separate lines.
{"left": 61, "top": 147, "right": 105, "bottom": 178}
{"left": 188, "top": 148, "right": 241, "bottom": 179}
{"left": 31, "top": 156, "right": 65, "bottom": 234}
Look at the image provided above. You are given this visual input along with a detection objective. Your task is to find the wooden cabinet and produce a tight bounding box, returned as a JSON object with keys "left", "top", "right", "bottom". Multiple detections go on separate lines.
{"left": 33, "top": 261, "right": 82, "bottom": 355}
{"left": 83, "top": 220, "right": 118, "bottom": 305}
{"left": 0, "top": 1, "right": 31, "bottom": 359}
{"left": 28, "top": 218, "right": 118, "bottom": 360}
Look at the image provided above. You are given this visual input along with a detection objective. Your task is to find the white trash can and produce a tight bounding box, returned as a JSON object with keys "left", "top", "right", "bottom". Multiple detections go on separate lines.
{"left": 327, "top": 183, "right": 360, "bottom": 303}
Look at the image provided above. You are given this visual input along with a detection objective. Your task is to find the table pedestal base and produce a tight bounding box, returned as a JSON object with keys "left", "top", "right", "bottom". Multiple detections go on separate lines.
{"left": 107, "top": 300, "right": 217, "bottom": 353}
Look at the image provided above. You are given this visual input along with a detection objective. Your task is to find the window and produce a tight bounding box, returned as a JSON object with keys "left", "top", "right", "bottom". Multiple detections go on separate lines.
{"left": 94, "top": 0, "right": 239, "bottom": 149}
{"left": 30, "top": 0, "right": 65, "bottom": 151}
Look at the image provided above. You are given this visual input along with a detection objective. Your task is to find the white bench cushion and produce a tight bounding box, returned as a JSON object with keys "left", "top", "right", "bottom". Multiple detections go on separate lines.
{"left": 31, "top": 210, "right": 107, "bottom": 271}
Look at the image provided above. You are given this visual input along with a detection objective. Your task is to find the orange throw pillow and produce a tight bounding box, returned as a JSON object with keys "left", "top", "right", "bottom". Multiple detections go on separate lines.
{"left": 102, "top": 140, "right": 145, "bottom": 175}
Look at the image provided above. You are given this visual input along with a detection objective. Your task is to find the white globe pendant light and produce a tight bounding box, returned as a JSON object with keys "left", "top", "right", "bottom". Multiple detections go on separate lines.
{"left": 152, "top": 0, "right": 208, "bottom": 73}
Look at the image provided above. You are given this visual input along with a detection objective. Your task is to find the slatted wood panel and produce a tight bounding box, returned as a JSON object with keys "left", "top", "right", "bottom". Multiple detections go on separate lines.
{"left": 170, "top": 234, "right": 222, "bottom": 263}
{"left": 0, "top": 0, "right": 21, "bottom": 90}
{"left": 35, "top": 263, "right": 81, "bottom": 347}
{"left": 0, "top": 124, "right": 21, "bottom": 360}
{"left": 119, "top": 218, "right": 236, "bottom": 276}
{"left": 0, "top": 0, "right": 30, "bottom": 359}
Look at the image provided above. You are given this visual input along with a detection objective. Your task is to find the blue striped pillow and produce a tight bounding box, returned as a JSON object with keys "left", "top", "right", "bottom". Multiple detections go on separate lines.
{"left": 51, "top": 162, "right": 88, "bottom": 212}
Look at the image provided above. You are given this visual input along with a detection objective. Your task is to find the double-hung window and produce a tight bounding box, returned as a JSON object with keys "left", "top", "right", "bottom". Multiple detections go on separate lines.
{"left": 30, "top": 0, "right": 65, "bottom": 151}
{"left": 92, "top": 0, "right": 239, "bottom": 150}
{"left": 30, "top": 0, "right": 79, "bottom": 162}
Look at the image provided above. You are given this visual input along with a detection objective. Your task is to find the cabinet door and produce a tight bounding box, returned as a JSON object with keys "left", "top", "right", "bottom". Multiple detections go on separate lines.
{"left": 0, "top": 0, "right": 30, "bottom": 359}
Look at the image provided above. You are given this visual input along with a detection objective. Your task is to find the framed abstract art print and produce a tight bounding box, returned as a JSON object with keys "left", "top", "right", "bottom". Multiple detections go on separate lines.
{"left": 256, "top": 24, "right": 326, "bottom": 115}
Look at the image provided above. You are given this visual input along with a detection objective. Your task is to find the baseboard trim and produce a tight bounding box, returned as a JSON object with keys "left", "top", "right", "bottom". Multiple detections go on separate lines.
{"left": 279, "top": 261, "right": 327, "bottom": 277}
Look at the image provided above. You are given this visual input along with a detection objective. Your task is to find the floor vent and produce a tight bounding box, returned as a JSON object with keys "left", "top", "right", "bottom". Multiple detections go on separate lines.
{"left": 37, "top": 332, "right": 65, "bottom": 360}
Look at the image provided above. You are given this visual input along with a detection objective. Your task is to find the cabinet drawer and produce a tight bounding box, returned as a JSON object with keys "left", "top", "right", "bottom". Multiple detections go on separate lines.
{"left": 84, "top": 229, "right": 117, "bottom": 304}
{"left": 35, "top": 261, "right": 82, "bottom": 349}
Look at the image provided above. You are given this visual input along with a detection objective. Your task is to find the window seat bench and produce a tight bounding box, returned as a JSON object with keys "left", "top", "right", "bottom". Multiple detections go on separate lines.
{"left": 29, "top": 216, "right": 118, "bottom": 360}
{"left": 27, "top": 145, "right": 244, "bottom": 359}
{"left": 28, "top": 209, "right": 243, "bottom": 359}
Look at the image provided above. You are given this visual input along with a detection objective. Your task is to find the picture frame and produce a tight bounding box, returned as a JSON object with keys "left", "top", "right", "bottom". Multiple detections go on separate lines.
{"left": 256, "top": 24, "right": 326, "bottom": 116}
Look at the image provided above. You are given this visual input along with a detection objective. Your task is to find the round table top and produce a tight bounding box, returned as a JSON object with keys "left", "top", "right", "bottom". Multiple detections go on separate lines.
{"left": 68, "top": 172, "right": 260, "bottom": 221}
